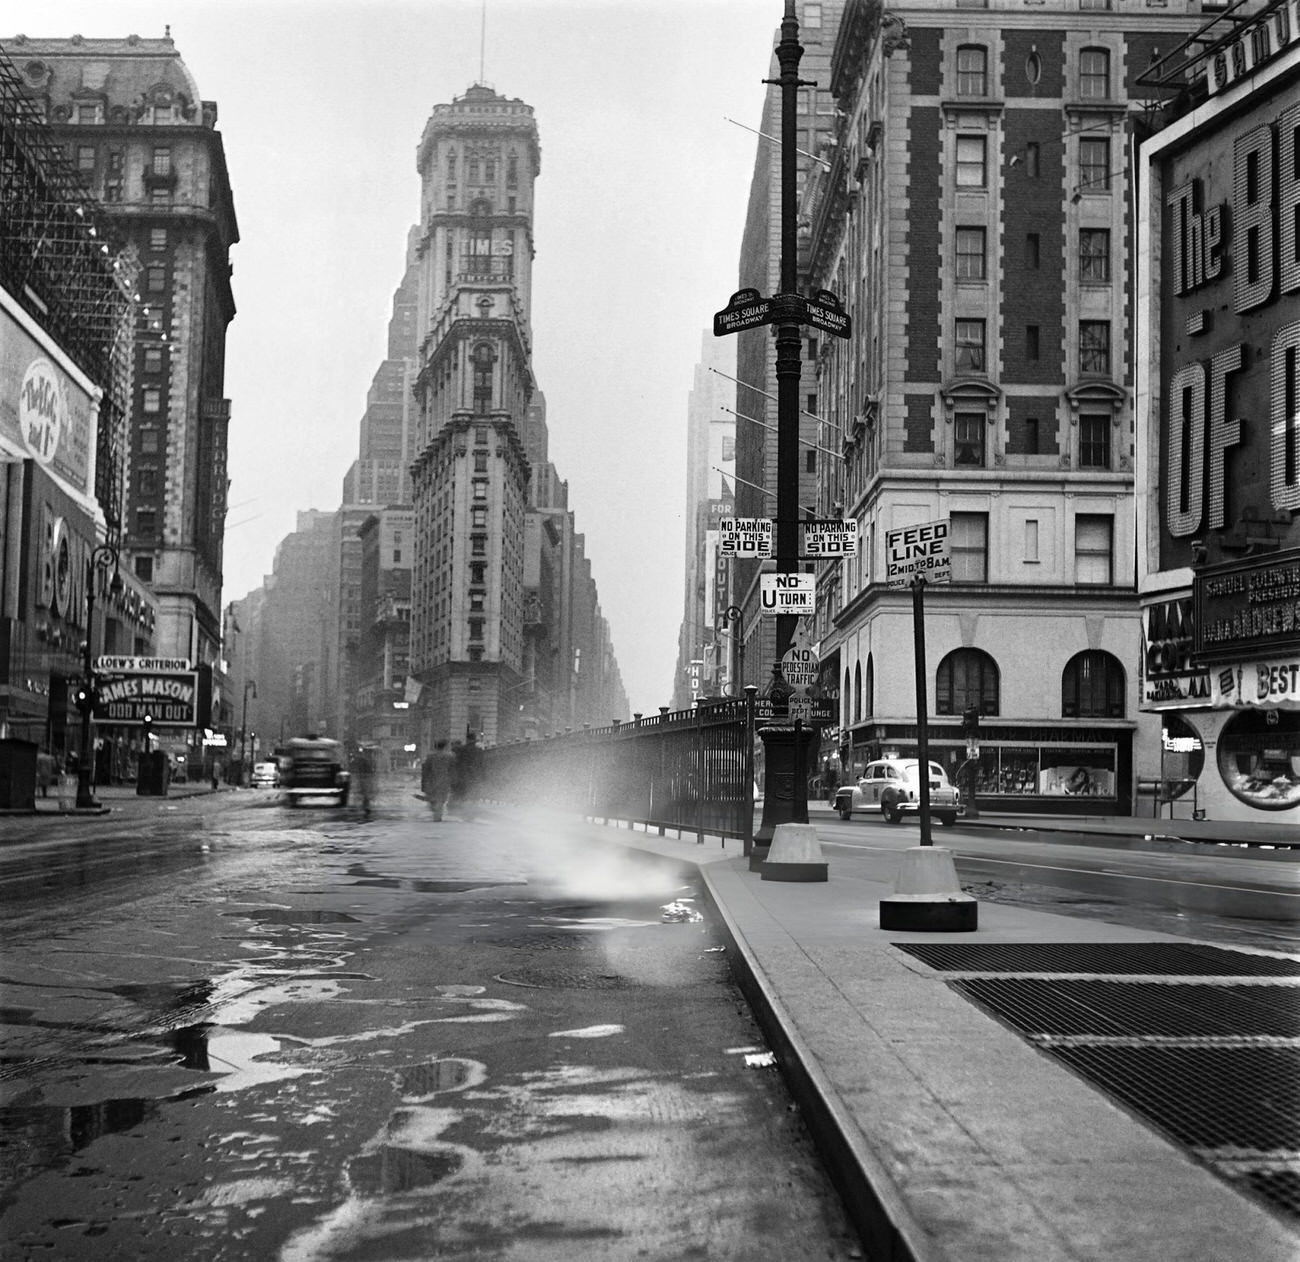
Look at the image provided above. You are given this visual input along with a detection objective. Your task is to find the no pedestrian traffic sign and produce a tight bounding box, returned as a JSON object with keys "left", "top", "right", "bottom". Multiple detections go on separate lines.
{"left": 780, "top": 646, "right": 820, "bottom": 694}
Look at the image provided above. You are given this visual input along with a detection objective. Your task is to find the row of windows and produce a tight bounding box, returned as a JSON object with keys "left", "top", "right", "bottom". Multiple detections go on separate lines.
{"left": 954, "top": 43, "right": 1114, "bottom": 98}
{"left": 955, "top": 412, "right": 1112, "bottom": 467}
{"left": 445, "top": 150, "right": 520, "bottom": 187}
{"left": 954, "top": 318, "right": 1112, "bottom": 377}
{"left": 74, "top": 144, "right": 172, "bottom": 174}
{"left": 940, "top": 511, "right": 1114, "bottom": 583}
{"left": 845, "top": 648, "right": 1125, "bottom": 724}
{"left": 956, "top": 134, "right": 1114, "bottom": 190}
{"left": 955, "top": 227, "right": 1110, "bottom": 281}
{"left": 58, "top": 99, "right": 178, "bottom": 127}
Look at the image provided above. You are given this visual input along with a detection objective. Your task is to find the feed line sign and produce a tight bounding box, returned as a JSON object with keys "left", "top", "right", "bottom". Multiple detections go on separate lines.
{"left": 885, "top": 518, "right": 951, "bottom": 588}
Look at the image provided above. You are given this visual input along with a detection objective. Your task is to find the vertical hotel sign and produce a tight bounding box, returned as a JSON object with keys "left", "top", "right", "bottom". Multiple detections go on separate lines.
{"left": 1155, "top": 37, "right": 1300, "bottom": 574}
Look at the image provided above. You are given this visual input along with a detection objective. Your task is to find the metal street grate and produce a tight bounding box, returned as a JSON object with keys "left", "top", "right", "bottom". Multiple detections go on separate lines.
{"left": 1235, "top": 1170, "right": 1300, "bottom": 1219}
{"left": 893, "top": 942, "right": 1300, "bottom": 977}
{"left": 1045, "top": 1045, "right": 1300, "bottom": 1154}
{"left": 951, "top": 979, "right": 1300, "bottom": 1039}
{"left": 897, "top": 941, "right": 1300, "bottom": 1220}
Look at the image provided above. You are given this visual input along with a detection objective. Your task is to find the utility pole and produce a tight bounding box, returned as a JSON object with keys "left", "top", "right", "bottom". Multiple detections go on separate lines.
{"left": 713, "top": 1, "right": 851, "bottom": 859}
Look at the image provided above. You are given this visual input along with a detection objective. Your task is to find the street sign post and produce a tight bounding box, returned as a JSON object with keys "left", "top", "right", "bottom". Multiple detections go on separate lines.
{"left": 719, "top": 516, "right": 774, "bottom": 558}
{"left": 802, "top": 519, "right": 858, "bottom": 557}
{"left": 760, "top": 572, "right": 815, "bottom": 616}
{"left": 885, "top": 517, "right": 951, "bottom": 589}
{"left": 753, "top": 695, "right": 836, "bottom": 724}
{"left": 713, "top": 288, "right": 776, "bottom": 336}
{"left": 803, "top": 290, "right": 851, "bottom": 339}
{"left": 780, "top": 646, "right": 820, "bottom": 694}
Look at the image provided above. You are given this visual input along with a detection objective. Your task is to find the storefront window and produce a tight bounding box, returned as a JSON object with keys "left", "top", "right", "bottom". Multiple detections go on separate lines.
{"left": 990, "top": 746, "right": 1040, "bottom": 795}
{"left": 1217, "top": 709, "right": 1300, "bottom": 811}
{"left": 967, "top": 743, "right": 1117, "bottom": 797}
{"left": 1039, "top": 747, "right": 1115, "bottom": 797}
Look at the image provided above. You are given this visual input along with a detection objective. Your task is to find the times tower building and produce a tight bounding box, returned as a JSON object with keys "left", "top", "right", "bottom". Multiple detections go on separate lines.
{"left": 409, "top": 85, "right": 539, "bottom": 746}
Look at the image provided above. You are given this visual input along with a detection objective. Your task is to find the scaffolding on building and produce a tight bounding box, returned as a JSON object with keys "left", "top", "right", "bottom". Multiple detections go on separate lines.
{"left": 0, "top": 43, "right": 137, "bottom": 536}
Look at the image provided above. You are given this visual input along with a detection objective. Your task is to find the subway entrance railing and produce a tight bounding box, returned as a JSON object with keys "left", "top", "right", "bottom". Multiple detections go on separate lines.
{"left": 481, "top": 696, "right": 757, "bottom": 851}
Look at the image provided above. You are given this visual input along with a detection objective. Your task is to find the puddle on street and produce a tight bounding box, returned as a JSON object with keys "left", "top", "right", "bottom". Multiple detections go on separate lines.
{"left": 347, "top": 1145, "right": 462, "bottom": 1194}
{"left": 660, "top": 898, "right": 704, "bottom": 923}
{"left": 342, "top": 863, "right": 526, "bottom": 893}
{"left": 239, "top": 909, "right": 362, "bottom": 926}
{"left": 399, "top": 1059, "right": 482, "bottom": 1099}
{"left": 0, "top": 1096, "right": 161, "bottom": 1200}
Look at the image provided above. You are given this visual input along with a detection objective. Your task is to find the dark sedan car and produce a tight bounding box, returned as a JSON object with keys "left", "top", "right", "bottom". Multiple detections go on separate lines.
{"left": 280, "top": 736, "right": 350, "bottom": 806}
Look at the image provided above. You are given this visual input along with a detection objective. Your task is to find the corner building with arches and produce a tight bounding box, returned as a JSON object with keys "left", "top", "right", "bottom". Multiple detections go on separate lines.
{"left": 797, "top": 1, "right": 1223, "bottom": 814}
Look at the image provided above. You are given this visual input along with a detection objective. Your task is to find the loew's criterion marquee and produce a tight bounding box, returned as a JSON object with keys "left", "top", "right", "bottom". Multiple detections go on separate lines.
{"left": 93, "top": 656, "right": 199, "bottom": 727}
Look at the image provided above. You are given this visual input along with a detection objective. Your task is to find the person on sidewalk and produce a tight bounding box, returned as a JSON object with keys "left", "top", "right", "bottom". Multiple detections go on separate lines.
{"left": 421, "top": 740, "right": 455, "bottom": 821}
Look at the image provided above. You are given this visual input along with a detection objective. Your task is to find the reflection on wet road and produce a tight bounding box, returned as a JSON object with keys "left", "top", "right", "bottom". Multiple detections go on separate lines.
{"left": 0, "top": 790, "right": 862, "bottom": 1259}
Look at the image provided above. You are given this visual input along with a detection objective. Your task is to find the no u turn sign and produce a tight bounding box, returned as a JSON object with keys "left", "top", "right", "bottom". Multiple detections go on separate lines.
{"left": 760, "top": 572, "right": 815, "bottom": 615}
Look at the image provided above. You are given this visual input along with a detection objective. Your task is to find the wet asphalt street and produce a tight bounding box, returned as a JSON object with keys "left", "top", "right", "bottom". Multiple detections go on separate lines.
{"left": 0, "top": 783, "right": 862, "bottom": 1260}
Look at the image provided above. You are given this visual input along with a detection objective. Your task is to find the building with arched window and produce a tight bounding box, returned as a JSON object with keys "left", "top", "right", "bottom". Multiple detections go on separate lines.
{"left": 791, "top": 2, "right": 1215, "bottom": 812}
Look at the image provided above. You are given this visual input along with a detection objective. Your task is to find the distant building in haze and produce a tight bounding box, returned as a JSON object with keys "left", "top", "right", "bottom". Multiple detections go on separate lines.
{"left": 674, "top": 332, "right": 736, "bottom": 709}
{"left": 407, "top": 84, "right": 626, "bottom": 745}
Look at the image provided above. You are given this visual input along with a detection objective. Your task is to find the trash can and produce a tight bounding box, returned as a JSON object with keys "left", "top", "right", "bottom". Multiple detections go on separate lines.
{"left": 56, "top": 773, "right": 76, "bottom": 810}
{"left": 0, "top": 738, "right": 37, "bottom": 809}
{"left": 136, "top": 749, "right": 170, "bottom": 796}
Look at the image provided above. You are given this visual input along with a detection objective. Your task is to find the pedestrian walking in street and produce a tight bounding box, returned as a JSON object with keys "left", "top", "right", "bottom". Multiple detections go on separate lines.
{"left": 421, "top": 739, "right": 455, "bottom": 820}
{"left": 450, "top": 732, "right": 483, "bottom": 820}
{"left": 352, "top": 745, "right": 377, "bottom": 816}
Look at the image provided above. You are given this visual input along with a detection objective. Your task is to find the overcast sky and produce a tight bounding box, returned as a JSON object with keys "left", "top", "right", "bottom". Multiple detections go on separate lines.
{"left": 8, "top": 0, "right": 782, "bottom": 715}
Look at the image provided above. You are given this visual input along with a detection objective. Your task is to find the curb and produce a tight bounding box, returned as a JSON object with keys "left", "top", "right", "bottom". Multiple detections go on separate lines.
{"left": 695, "top": 863, "right": 934, "bottom": 1262}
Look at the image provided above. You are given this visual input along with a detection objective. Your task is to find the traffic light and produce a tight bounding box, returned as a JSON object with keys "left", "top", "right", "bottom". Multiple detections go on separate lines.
{"left": 961, "top": 705, "right": 980, "bottom": 738}
{"left": 74, "top": 683, "right": 91, "bottom": 713}
{"left": 141, "top": 713, "right": 154, "bottom": 746}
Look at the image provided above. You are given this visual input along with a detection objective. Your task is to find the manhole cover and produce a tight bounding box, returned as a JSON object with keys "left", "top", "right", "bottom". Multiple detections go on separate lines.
{"left": 494, "top": 967, "right": 635, "bottom": 990}
{"left": 475, "top": 932, "right": 599, "bottom": 952}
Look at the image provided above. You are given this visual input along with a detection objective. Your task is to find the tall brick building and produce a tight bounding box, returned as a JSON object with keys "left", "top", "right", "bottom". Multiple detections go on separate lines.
{"left": 797, "top": 0, "right": 1210, "bottom": 813}
{"left": 9, "top": 34, "right": 238, "bottom": 741}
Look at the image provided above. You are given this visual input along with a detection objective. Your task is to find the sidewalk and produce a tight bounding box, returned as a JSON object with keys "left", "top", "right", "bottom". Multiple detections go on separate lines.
{"left": 806, "top": 797, "right": 1300, "bottom": 848}
{"left": 558, "top": 812, "right": 1299, "bottom": 1262}
{"left": 12, "top": 779, "right": 232, "bottom": 817}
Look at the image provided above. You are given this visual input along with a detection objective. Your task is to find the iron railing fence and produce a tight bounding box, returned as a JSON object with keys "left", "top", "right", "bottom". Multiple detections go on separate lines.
{"left": 482, "top": 696, "right": 756, "bottom": 848}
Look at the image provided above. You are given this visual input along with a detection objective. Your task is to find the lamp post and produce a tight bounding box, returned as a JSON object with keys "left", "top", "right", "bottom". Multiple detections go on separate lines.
{"left": 723, "top": 605, "right": 745, "bottom": 696}
{"left": 76, "top": 544, "right": 122, "bottom": 809}
{"left": 240, "top": 680, "right": 257, "bottom": 785}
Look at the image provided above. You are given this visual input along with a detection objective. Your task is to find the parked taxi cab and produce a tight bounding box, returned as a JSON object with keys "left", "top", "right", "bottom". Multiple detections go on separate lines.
{"left": 833, "top": 758, "right": 960, "bottom": 827}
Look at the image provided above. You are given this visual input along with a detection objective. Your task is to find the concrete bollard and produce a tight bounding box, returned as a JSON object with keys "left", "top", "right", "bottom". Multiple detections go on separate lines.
{"left": 761, "top": 822, "right": 828, "bottom": 882}
{"left": 879, "top": 846, "right": 978, "bottom": 931}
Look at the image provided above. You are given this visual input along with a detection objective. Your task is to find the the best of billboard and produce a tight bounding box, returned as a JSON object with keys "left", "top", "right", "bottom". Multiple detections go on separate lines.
{"left": 1156, "top": 90, "right": 1300, "bottom": 575}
